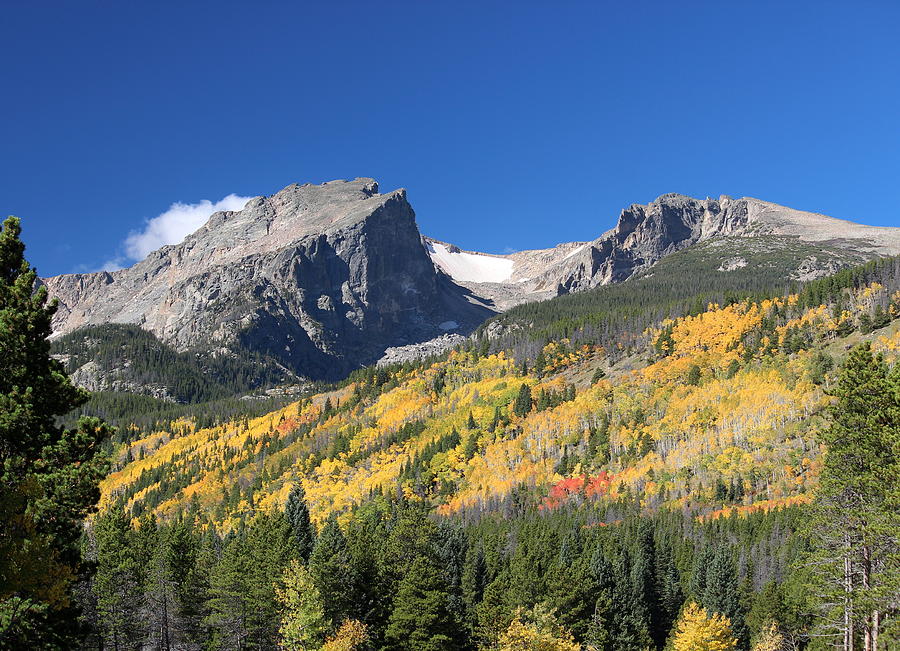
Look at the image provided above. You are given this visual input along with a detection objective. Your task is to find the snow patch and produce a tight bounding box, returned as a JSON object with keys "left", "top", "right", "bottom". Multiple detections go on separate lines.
{"left": 563, "top": 244, "right": 587, "bottom": 260}
{"left": 427, "top": 242, "right": 514, "bottom": 283}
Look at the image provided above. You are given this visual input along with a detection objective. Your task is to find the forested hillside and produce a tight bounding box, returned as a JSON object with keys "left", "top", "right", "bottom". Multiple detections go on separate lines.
{"left": 52, "top": 323, "right": 296, "bottom": 402}
{"left": 82, "top": 257, "right": 900, "bottom": 649}
{"left": 477, "top": 236, "right": 870, "bottom": 359}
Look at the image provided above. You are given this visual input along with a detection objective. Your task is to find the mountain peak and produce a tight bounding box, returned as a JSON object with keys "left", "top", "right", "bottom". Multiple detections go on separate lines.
{"left": 44, "top": 177, "right": 490, "bottom": 380}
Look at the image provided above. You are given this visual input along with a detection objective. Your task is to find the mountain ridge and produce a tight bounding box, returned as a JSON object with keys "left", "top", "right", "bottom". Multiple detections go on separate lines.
{"left": 428, "top": 192, "right": 900, "bottom": 308}
{"left": 44, "top": 179, "right": 900, "bottom": 385}
{"left": 44, "top": 178, "right": 492, "bottom": 382}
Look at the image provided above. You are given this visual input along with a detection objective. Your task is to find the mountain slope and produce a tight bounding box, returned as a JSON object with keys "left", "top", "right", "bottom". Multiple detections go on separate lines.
{"left": 429, "top": 193, "right": 900, "bottom": 309}
{"left": 97, "top": 257, "right": 900, "bottom": 527}
{"left": 45, "top": 179, "right": 492, "bottom": 381}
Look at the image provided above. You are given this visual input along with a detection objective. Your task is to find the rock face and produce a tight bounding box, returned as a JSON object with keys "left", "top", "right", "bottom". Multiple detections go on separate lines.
{"left": 46, "top": 184, "right": 900, "bottom": 386}
{"left": 45, "top": 179, "right": 492, "bottom": 380}
{"left": 430, "top": 193, "right": 900, "bottom": 307}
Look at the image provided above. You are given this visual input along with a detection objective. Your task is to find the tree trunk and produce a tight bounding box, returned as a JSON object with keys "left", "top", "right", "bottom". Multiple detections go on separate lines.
{"left": 862, "top": 544, "right": 875, "bottom": 651}
{"left": 844, "top": 536, "right": 854, "bottom": 651}
{"left": 872, "top": 610, "right": 879, "bottom": 651}
{"left": 162, "top": 592, "right": 170, "bottom": 651}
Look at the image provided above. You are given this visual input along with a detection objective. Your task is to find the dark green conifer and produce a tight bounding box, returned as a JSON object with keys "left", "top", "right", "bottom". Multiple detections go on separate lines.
{"left": 513, "top": 383, "right": 532, "bottom": 417}
{"left": 385, "top": 556, "right": 460, "bottom": 650}
{"left": 0, "top": 217, "right": 110, "bottom": 646}
{"left": 309, "top": 514, "right": 360, "bottom": 627}
{"left": 285, "top": 483, "right": 316, "bottom": 562}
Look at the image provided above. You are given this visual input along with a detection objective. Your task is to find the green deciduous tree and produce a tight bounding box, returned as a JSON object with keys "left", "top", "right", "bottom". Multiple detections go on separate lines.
{"left": 276, "top": 559, "right": 327, "bottom": 650}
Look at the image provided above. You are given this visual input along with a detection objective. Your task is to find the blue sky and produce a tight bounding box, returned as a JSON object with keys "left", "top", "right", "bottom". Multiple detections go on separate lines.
{"left": 2, "top": 1, "right": 899, "bottom": 276}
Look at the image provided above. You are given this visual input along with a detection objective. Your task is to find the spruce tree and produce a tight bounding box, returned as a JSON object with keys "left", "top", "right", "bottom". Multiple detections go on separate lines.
{"left": 703, "top": 546, "right": 748, "bottom": 649}
{"left": 461, "top": 543, "right": 488, "bottom": 634}
{"left": 611, "top": 550, "right": 652, "bottom": 650}
{"left": 205, "top": 530, "right": 251, "bottom": 649}
{"left": 244, "top": 511, "right": 296, "bottom": 647}
{"left": 310, "top": 515, "right": 361, "bottom": 627}
{"left": 803, "top": 343, "right": 900, "bottom": 649}
{"left": 94, "top": 509, "right": 143, "bottom": 650}
{"left": 632, "top": 521, "right": 664, "bottom": 648}
{"left": 0, "top": 216, "right": 110, "bottom": 646}
{"left": 285, "top": 483, "right": 316, "bottom": 562}
{"left": 585, "top": 552, "right": 616, "bottom": 650}
{"left": 384, "top": 556, "right": 460, "bottom": 650}
{"left": 513, "top": 383, "right": 532, "bottom": 417}
{"left": 166, "top": 520, "right": 207, "bottom": 646}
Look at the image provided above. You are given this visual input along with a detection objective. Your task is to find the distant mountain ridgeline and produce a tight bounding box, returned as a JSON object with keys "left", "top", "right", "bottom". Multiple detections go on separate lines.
{"left": 44, "top": 180, "right": 900, "bottom": 398}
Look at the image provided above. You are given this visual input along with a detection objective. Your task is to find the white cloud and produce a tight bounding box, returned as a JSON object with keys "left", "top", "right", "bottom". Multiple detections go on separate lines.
{"left": 122, "top": 194, "right": 252, "bottom": 262}
{"left": 73, "top": 194, "right": 252, "bottom": 274}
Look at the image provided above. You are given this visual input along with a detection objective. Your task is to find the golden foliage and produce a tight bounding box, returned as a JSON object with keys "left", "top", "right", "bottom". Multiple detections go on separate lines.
{"left": 99, "top": 282, "right": 894, "bottom": 528}
{"left": 672, "top": 602, "right": 737, "bottom": 651}
{"left": 320, "top": 619, "right": 369, "bottom": 651}
{"left": 492, "top": 606, "right": 580, "bottom": 651}
{"left": 751, "top": 621, "right": 785, "bottom": 651}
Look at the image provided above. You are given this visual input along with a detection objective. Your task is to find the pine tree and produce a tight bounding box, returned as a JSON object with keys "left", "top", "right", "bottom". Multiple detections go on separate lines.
{"left": 803, "top": 343, "right": 900, "bottom": 650}
{"left": 285, "top": 483, "right": 316, "bottom": 562}
{"left": 384, "top": 556, "right": 460, "bottom": 650}
{"left": 513, "top": 383, "right": 532, "bottom": 418}
{"left": 0, "top": 216, "right": 110, "bottom": 646}
{"left": 310, "top": 515, "right": 361, "bottom": 627}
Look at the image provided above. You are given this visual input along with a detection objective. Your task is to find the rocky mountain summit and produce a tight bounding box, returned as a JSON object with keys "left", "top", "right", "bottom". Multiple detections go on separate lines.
{"left": 430, "top": 193, "right": 900, "bottom": 308}
{"left": 45, "top": 178, "right": 491, "bottom": 380}
{"left": 45, "top": 181, "right": 900, "bottom": 385}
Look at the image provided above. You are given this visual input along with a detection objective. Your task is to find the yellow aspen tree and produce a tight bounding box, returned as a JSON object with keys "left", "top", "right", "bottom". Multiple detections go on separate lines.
{"left": 320, "top": 619, "right": 369, "bottom": 651}
{"left": 672, "top": 602, "right": 737, "bottom": 651}
{"left": 751, "top": 621, "right": 785, "bottom": 651}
